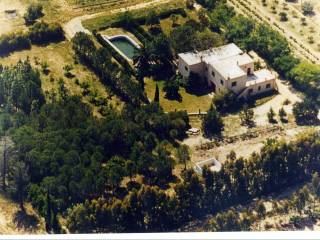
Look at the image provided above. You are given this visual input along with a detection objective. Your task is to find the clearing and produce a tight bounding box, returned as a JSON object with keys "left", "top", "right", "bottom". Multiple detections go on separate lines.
{"left": 0, "top": 41, "right": 123, "bottom": 116}
{"left": 0, "top": 0, "right": 27, "bottom": 35}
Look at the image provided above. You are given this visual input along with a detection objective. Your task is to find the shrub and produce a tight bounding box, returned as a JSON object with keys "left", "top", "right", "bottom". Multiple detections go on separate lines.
{"left": 279, "top": 108, "right": 287, "bottom": 122}
{"left": 28, "top": 21, "right": 64, "bottom": 44}
{"left": 302, "top": 1, "right": 314, "bottom": 15}
{"left": 212, "top": 90, "right": 238, "bottom": 113}
{"left": 267, "top": 107, "right": 276, "bottom": 123}
{"left": 202, "top": 105, "right": 224, "bottom": 137}
{"left": 24, "top": 3, "right": 43, "bottom": 25}
{"left": 293, "top": 99, "right": 319, "bottom": 125}
{"left": 0, "top": 33, "right": 31, "bottom": 56}
{"left": 279, "top": 12, "right": 288, "bottom": 22}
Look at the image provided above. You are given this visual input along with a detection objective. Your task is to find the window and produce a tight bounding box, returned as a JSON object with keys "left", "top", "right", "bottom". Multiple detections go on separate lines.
{"left": 212, "top": 71, "right": 215, "bottom": 77}
{"left": 258, "top": 86, "right": 261, "bottom": 91}
{"left": 248, "top": 89, "right": 253, "bottom": 94}
{"left": 205, "top": 66, "right": 208, "bottom": 71}
{"left": 231, "top": 81, "right": 237, "bottom": 87}
{"left": 220, "top": 79, "right": 224, "bottom": 85}
{"left": 266, "top": 83, "right": 271, "bottom": 89}
{"left": 185, "top": 66, "right": 188, "bottom": 72}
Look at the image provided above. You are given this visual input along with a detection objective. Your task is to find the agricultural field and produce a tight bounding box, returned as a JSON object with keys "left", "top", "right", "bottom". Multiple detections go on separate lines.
{"left": 229, "top": 0, "right": 320, "bottom": 63}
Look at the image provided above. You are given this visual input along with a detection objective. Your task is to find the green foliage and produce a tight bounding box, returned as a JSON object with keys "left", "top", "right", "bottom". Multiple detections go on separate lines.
{"left": 186, "top": 0, "right": 195, "bottom": 9}
{"left": 196, "top": 0, "right": 221, "bottom": 9}
{"left": 212, "top": 89, "right": 238, "bottom": 113}
{"left": 279, "top": 12, "right": 288, "bottom": 21}
{"left": 211, "top": 209, "right": 241, "bottom": 231}
{"left": 0, "top": 32, "right": 31, "bottom": 56}
{"left": 145, "top": 10, "right": 160, "bottom": 27}
{"left": 28, "top": 21, "right": 65, "bottom": 45}
{"left": 240, "top": 104, "right": 255, "bottom": 127}
{"left": 154, "top": 84, "right": 160, "bottom": 103}
{"left": 24, "top": 3, "right": 43, "bottom": 25}
{"left": 170, "top": 25, "right": 196, "bottom": 53}
{"left": 293, "top": 99, "right": 319, "bottom": 125}
{"left": 302, "top": 1, "right": 314, "bottom": 15}
{"left": 256, "top": 201, "right": 266, "bottom": 218}
{"left": 175, "top": 144, "right": 190, "bottom": 170}
{"left": 63, "top": 129, "right": 320, "bottom": 232}
{"left": 208, "top": 2, "right": 235, "bottom": 30}
{"left": 312, "top": 173, "right": 320, "bottom": 198}
{"left": 202, "top": 105, "right": 224, "bottom": 137}
{"left": 73, "top": 33, "right": 146, "bottom": 105}
{"left": 163, "top": 75, "right": 181, "bottom": 100}
{"left": 267, "top": 107, "right": 276, "bottom": 123}
{"left": 279, "top": 107, "right": 287, "bottom": 122}
{"left": 0, "top": 60, "right": 45, "bottom": 114}
{"left": 289, "top": 62, "right": 320, "bottom": 98}
{"left": 8, "top": 159, "right": 30, "bottom": 211}
{"left": 194, "top": 29, "right": 224, "bottom": 51}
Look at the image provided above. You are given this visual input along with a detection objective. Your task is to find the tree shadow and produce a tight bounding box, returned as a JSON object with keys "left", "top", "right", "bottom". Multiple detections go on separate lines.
{"left": 186, "top": 84, "right": 214, "bottom": 97}
{"left": 13, "top": 210, "right": 40, "bottom": 231}
{"left": 164, "top": 92, "right": 182, "bottom": 102}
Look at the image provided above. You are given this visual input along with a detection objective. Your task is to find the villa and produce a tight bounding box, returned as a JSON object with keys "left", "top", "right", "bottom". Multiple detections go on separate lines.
{"left": 178, "top": 43, "right": 276, "bottom": 98}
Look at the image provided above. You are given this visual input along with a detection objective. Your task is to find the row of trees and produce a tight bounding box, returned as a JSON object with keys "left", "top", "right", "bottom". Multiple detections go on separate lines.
{"left": 72, "top": 32, "right": 147, "bottom": 106}
{"left": 210, "top": 172, "right": 320, "bottom": 231}
{"left": 66, "top": 130, "right": 320, "bottom": 232}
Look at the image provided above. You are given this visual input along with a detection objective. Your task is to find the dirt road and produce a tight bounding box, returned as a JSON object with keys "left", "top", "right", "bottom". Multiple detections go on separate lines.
{"left": 63, "top": 0, "right": 172, "bottom": 39}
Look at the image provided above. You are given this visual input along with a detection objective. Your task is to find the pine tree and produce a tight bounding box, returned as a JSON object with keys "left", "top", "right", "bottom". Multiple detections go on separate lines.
{"left": 202, "top": 105, "right": 224, "bottom": 137}
{"left": 267, "top": 107, "right": 276, "bottom": 123}
{"left": 279, "top": 107, "right": 287, "bottom": 122}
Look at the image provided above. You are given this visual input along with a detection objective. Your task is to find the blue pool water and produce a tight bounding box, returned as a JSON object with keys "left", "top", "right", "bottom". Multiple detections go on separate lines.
{"left": 110, "top": 37, "right": 138, "bottom": 59}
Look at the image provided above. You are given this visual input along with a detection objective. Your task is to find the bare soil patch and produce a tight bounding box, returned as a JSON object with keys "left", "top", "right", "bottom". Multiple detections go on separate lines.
{"left": 0, "top": 0, "right": 27, "bottom": 35}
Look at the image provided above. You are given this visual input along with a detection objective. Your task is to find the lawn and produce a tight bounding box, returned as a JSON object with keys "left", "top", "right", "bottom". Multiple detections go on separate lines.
{"left": 0, "top": 41, "right": 123, "bottom": 116}
{"left": 145, "top": 78, "right": 212, "bottom": 113}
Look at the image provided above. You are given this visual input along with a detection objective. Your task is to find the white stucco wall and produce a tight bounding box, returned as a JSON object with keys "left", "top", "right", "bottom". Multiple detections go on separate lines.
{"left": 243, "top": 79, "right": 276, "bottom": 98}
{"left": 178, "top": 57, "right": 204, "bottom": 79}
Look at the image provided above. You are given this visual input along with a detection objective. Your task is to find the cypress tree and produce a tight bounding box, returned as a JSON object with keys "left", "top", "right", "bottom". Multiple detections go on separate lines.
{"left": 154, "top": 84, "right": 160, "bottom": 103}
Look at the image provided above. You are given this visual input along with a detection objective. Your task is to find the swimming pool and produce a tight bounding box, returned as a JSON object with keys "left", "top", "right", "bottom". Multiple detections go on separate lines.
{"left": 103, "top": 35, "right": 140, "bottom": 60}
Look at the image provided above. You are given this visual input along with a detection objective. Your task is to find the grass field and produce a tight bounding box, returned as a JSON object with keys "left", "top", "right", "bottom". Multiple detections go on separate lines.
{"left": 0, "top": 41, "right": 123, "bottom": 116}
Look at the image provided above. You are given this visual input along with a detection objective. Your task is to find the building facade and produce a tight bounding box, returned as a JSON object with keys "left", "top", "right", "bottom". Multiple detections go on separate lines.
{"left": 178, "top": 43, "right": 276, "bottom": 98}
